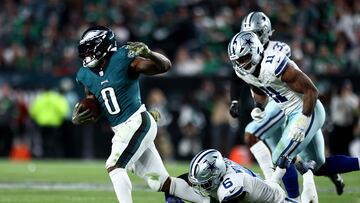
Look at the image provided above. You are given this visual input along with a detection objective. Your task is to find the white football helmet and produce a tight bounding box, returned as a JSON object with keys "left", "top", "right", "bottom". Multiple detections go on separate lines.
{"left": 241, "top": 12, "right": 273, "bottom": 45}
{"left": 188, "top": 149, "right": 227, "bottom": 196}
{"left": 228, "top": 31, "right": 264, "bottom": 75}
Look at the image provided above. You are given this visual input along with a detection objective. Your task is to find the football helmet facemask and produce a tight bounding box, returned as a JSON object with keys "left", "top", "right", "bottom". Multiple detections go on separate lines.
{"left": 78, "top": 26, "right": 117, "bottom": 68}
{"left": 188, "top": 149, "right": 227, "bottom": 196}
{"left": 241, "top": 12, "right": 273, "bottom": 45}
{"left": 228, "top": 31, "right": 264, "bottom": 75}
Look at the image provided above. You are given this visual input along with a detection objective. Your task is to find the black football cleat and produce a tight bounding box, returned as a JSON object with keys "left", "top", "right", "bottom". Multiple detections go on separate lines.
{"left": 329, "top": 174, "right": 345, "bottom": 195}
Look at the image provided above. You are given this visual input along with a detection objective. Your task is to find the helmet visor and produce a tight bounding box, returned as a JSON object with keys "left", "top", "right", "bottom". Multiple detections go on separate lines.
{"left": 78, "top": 37, "right": 102, "bottom": 59}
{"left": 234, "top": 53, "right": 252, "bottom": 71}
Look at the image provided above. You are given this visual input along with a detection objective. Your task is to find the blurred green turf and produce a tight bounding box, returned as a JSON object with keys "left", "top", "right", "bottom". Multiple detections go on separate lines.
{"left": 0, "top": 159, "right": 359, "bottom": 203}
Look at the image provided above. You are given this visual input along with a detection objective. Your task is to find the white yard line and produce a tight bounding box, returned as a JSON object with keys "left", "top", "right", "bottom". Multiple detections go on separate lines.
{"left": 0, "top": 182, "right": 151, "bottom": 191}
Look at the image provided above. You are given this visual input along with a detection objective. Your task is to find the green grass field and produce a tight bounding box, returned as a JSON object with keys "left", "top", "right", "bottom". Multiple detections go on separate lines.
{"left": 0, "top": 160, "right": 359, "bottom": 203}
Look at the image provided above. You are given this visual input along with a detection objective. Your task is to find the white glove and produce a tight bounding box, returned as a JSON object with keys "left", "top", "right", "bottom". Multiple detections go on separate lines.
{"left": 287, "top": 114, "right": 310, "bottom": 142}
{"left": 251, "top": 107, "right": 265, "bottom": 121}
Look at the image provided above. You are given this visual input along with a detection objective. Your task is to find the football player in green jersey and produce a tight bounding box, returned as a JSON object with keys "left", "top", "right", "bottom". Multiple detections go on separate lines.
{"left": 72, "top": 26, "right": 209, "bottom": 203}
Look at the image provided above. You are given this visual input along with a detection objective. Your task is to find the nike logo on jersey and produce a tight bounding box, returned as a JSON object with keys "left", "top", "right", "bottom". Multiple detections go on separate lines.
{"left": 229, "top": 188, "right": 236, "bottom": 193}
{"left": 101, "top": 80, "right": 109, "bottom": 85}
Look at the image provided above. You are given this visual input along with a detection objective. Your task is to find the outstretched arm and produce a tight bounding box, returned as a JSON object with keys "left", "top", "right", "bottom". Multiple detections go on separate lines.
{"left": 281, "top": 62, "right": 318, "bottom": 116}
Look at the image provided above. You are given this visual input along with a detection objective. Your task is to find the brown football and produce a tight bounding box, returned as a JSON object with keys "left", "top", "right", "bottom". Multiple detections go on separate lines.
{"left": 79, "top": 98, "right": 101, "bottom": 118}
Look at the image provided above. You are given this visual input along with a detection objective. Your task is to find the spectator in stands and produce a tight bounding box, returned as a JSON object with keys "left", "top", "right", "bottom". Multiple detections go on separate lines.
{"left": 0, "top": 82, "right": 16, "bottom": 156}
{"left": 59, "top": 78, "right": 79, "bottom": 158}
{"left": 29, "top": 88, "right": 69, "bottom": 158}
{"left": 210, "top": 87, "right": 236, "bottom": 156}
{"left": 329, "top": 80, "right": 359, "bottom": 155}
{"left": 177, "top": 104, "right": 205, "bottom": 160}
{"left": 146, "top": 88, "right": 174, "bottom": 160}
{"left": 173, "top": 47, "right": 204, "bottom": 76}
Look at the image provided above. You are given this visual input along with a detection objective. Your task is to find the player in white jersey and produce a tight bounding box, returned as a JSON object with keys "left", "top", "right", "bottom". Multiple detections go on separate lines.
{"left": 188, "top": 149, "right": 294, "bottom": 203}
{"left": 228, "top": 31, "right": 360, "bottom": 203}
{"left": 229, "top": 11, "right": 302, "bottom": 201}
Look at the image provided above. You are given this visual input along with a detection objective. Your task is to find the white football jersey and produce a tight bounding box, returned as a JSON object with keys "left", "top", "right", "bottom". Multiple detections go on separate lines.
{"left": 234, "top": 45, "right": 303, "bottom": 115}
{"left": 214, "top": 159, "right": 286, "bottom": 203}
{"left": 267, "top": 40, "right": 291, "bottom": 57}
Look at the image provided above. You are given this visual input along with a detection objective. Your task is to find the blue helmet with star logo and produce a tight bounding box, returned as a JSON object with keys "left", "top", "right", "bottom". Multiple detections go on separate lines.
{"left": 188, "top": 149, "right": 227, "bottom": 196}
{"left": 228, "top": 31, "right": 264, "bottom": 75}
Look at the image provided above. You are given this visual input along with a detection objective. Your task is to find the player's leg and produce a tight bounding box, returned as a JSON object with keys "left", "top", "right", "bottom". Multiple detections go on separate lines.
{"left": 307, "top": 136, "right": 359, "bottom": 195}
{"left": 134, "top": 142, "right": 209, "bottom": 203}
{"left": 313, "top": 155, "right": 360, "bottom": 176}
{"left": 261, "top": 135, "right": 300, "bottom": 201}
{"left": 105, "top": 111, "right": 158, "bottom": 203}
{"left": 296, "top": 130, "right": 345, "bottom": 196}
{"left": 272, "top": 101, "right": 326, "bottom": 182}
{"left": 245, "top": 102, "right": 300, "bottom": 200}
{"left": 245, "top": 100, "right": 286, "bottom": 180}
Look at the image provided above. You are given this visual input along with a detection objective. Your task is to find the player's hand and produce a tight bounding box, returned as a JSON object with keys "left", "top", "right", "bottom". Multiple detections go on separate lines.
{"left": 229, "top": 100, "right": 239, "bottom": 118}
{"left": 72, "top": 103, "right": 96, "bottom": 125}
{"left": 287, "top": 114, "right": 309, "bottom": 142}
{"left": 251, "top": 107, "right": 265, "bottom": 121}
{"left": 127, "top": 41, "right": 151, "bottom": 58}
{"left": 149, "top": 109, "right": 161, "bottom": 122}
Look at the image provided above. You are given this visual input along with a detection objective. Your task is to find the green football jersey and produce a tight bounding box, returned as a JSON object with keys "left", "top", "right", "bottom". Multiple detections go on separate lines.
{"left": 76, "top": 46, "right": 142, "bottom": 127}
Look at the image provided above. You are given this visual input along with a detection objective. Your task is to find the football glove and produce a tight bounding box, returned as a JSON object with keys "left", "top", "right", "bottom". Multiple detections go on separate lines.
{"left": 149, "top": 109, "right": 161, "bottom": 122}
{"left": 127, "top": 41, "right": 151, "bottom": 58}
{"left": 72, "top": 102, "right": 96, "bottom": 125}
{"left": 251, "top": 107, "right": 266, "bottom": 121}
{"left": 287, "top": 114, "right": 310, "bottom": 142}
{"left": 229, "top": 100, "right": 240, "bottom": 118}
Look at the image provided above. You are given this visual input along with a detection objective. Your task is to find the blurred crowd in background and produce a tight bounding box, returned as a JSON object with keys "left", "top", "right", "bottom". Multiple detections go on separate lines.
{"left": 0, "top": 0, "right": 359, "bottom": 162}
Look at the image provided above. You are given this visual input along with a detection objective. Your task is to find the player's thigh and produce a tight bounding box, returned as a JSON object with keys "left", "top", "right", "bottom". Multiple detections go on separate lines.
{"left": 272, "top": 105, "right": 325, "bottom": 164}
{"left": 105, "top": 111, "right": 157, "bottom": 169}
{"left": 133, "top": 142, "right": 169, "bottom": 191}
{"left": 245, "top": 101, "right": 285, "bottom": 140}
{"left": 263, "top": 128, "right": 283, "bottom": 152}
{"left": 298, "top": 130, "right": 325, "bottom": 169}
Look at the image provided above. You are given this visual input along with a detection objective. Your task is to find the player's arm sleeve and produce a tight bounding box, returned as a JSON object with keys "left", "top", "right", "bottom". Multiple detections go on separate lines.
{"left": 273, "top": 53, "right": 289, "bottom": 78}
{"left": 230, "top": 71, "right": 244, "bottom": 102}
{"left": 284, "top": 43, "right": 291, "bottom": 58}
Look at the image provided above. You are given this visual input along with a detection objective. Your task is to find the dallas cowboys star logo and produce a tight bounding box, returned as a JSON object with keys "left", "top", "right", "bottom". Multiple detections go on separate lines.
{"left": 244, "top": 38, "right": 253, "bottom": 46}
{"left": 206, "top": 160, "right": 218, "bottom": 173}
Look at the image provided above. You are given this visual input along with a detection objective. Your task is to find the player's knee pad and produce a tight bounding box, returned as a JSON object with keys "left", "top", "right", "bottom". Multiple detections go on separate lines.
{"left": 145, "top": 173, "right": 169, "bottom": 191}
{"left": 276, "top": 156, "right": 291, "bottom": 169}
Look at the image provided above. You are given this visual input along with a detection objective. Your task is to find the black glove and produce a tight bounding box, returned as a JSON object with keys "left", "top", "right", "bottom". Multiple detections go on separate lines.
{"left": 229, "top": 100, "right": 240, "bottom": 118}
{"left": 72, "top": 103, "right": 96, "bottom": 125}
